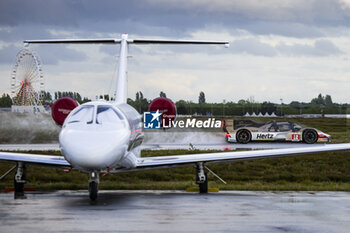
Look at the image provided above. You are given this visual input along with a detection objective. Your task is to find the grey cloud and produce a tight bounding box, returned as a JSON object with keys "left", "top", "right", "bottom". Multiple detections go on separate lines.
{"left": 0, "top": 0, "right": 79, "bottom": 26}
{"left": 0, "top": 25, "right": 87, "bottom": 65}
{"left": 0, "top": 44, "right": 22, "bottom": 63}
{"left": 0, "top": 0, "right": 150, "bottom": 27}
{"left": 277, "top": 40, "right": 343, "bottom": 56}
{"left": 0, "top": 43, "right": 86, "bottom": 66}
{"left": 229, "top": 39, "right": 343, "bottom": 57}
{"left": 121, "top": 38, "right": 343, "bottom": 58}
{"left": 34, "top": 45, "right": 87, "bottom": 65}
{"left": 134, "top": 38, "right": 277, "bottom": 57}
{"left": 0, "top": 0, "right": 346, "bottom": 68}
{"left": 1, "top": 0, "right": 350, "bottom": 39}
{"left": 231, "top": 38, "right": 277, "bottom": 56}
{"left": 140, "top": 38, "right": 344, "bottom": 58}
{"left": 145, "top": 0, "right": 349, "bottom": 25}
{"left": 313, "top": 40, "right": 344, "bottom": 56}
{"left": 99, "top": 45, "right": 119, "bottom": 56}
{"left": 0, "top": 25, "right": 53, "bottom": 43}
{"left": 239, "top": 22, "right": 325, "bottom": 38}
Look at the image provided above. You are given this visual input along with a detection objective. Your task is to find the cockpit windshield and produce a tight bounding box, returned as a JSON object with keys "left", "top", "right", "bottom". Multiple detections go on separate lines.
{"left": 67, "top": 105, "right": 94, "bottom": 124}
{"left": 67, "top": 105, "right": 125, "bottom": 126}
{"left": 96, "top": 105, "right": 124, "bottom": 124}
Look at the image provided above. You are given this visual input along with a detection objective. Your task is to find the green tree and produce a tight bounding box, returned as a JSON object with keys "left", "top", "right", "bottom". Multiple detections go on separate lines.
{"left": 198, "top": 91, "right": 206, "bottom": 104}
{"left": 176, "top": 100, "right": 187, "bottom": 114}
{"left": 81, "top": 97, "right": 91, "bottom": 104}
{"left": 325, "top": 94, "right": 333, "bottom": 107}
{"left": 40, "top": 91, "right": 53, "bottom": 104}
{"left": 133, "top": 91, "right": 149, "bottom": 113}
{"left": 289, "top": 101, "right": 301, "bottom": 109}
{"left": 311, "top": 93, "right": 325, "bottom": 105}
{"left": 99, "top": 94, "right": 110, "bottom": 100}
{"left": 53, "top": 91, "right": 88, "bottom": 104}
{"left": 261, "top": 101, "right": 277, "bottom": 114}
{"left": 0, "top": 94, "right": 12, "bottom": 107}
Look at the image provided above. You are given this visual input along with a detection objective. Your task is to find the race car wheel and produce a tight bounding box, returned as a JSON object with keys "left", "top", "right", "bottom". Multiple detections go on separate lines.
{"left": 236, "top": 129, "right": 251, "bottom": 144}
{"left": 303, "top": 129, "right": 318, "bottom": 144}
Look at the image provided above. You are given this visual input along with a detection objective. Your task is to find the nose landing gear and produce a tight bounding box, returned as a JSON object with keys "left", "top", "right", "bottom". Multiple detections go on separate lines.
{"left": 89, "top": 171, "right": 99, "bottom": 201}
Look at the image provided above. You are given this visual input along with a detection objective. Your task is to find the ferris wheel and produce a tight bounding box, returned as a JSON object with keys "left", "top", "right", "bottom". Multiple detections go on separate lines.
{"left": 11, "top": 49, "right": 44, "bottom": 106}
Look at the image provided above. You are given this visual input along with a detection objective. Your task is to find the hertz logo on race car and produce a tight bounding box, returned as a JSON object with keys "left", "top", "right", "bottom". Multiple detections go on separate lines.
{"left": 256, "top": 133, "right": 273, "bottom": 140}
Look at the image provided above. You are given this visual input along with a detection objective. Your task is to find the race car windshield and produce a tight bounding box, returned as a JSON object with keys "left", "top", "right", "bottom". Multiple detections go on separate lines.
{"left": 277, "top": 122, "right": 291, "bottom": 131}
{"left": 293, "top": 123, "right": 302, "bottom": 131}
{"left": 265, "top": 122, "right": 278, "bottom": 132}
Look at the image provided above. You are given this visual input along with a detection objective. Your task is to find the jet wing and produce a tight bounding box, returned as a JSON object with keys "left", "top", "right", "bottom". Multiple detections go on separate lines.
{"left": 0, "top": 143, "right": 326, "bottom": 151}
{"left": 0, "top": 152, "right": 70, "bottom": 167}
{"left": 1, "top": 143, "right": 350, "bottom": 171}
{"left": 0, "top": 143, "right": 328, "bottom": 151}
{"left": 117, "top": 143, "right": 350, "bottom": 172}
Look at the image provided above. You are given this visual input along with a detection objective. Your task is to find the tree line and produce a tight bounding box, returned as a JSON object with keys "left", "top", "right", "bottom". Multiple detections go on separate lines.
{"left": 0, "top": 91, "right": 91, "bottom": 107}
{"left": 127, "top": 91, "right": 349, "bottom": 116}
{"left": 0, "top": 91, "right": 348, "bottom": 115}
{"left": 42, "top": 91, "right": 90, "bottom": 105}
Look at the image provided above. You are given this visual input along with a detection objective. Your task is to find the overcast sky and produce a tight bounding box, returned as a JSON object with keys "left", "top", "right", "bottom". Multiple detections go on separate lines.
{"left": 1, "top": 0, "right": 350, "bottom": 104}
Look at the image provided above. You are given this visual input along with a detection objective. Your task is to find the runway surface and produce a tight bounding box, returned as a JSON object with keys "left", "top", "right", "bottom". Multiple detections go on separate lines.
{"left": 0, "top": 142, "right": 323, "bottom": 151}
{"left": 0, "top": 191, "right": 349, "bottom": 233}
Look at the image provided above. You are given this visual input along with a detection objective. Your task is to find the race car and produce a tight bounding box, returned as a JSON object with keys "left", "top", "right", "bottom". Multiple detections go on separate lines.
{"left": 223, "top": 120, "right": 330, "bottom": 144}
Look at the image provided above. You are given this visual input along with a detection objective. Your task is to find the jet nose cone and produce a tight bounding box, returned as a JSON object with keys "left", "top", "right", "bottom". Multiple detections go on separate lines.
{"left": 60, "top": 127, "right": 130, "bottom": 171}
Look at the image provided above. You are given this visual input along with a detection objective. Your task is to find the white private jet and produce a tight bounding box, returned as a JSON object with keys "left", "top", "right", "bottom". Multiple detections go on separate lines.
{"left": 1, "top": 34, "right": 350, "bottom": 201}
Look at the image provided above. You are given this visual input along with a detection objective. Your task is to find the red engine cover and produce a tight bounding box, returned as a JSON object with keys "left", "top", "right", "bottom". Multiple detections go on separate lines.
{"left": 148, "top": 97, "right": 176, "bottom": 127}
{"left": 51, "top": 97, "right": 79, "bottom": 126}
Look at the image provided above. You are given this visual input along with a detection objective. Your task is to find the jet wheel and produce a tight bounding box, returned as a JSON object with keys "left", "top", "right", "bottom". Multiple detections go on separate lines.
{"left": 303, "top": 129, "right": 318, "bottom": 144}
{"left": 199, "top": 173, "right": 208, "bottom": 193}
{"left": 14, "top": 163, "right": 26, "bottom": 198}
{"left": 89, "top": 181, "right": 98, "bottom": 201}
{"left": 236, "top": 129, "right": 251, "bottom": 144}
{"left": 14, "top": 178, "right": 25, "bottom": 197}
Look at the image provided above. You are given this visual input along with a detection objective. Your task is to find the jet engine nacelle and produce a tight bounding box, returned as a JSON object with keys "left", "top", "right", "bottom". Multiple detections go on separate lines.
{"left": 148, "top": 97, "right": 176, "bottom": 127}
{"left": 51, "top": 97, "right": 79, "bottom": 126}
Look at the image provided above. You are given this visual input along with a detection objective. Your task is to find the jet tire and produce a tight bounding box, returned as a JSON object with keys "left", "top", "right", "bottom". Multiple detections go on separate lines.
{"left": 199, "top": 173, "right": 208, "bottom": 193}
{"left": 89, "top": 181, "right": 98, "bottom": 201}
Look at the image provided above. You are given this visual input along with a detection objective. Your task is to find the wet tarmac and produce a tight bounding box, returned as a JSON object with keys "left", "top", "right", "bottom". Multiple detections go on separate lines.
{"left": 0, "top": 191, "right": 349, "bottom": 233}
